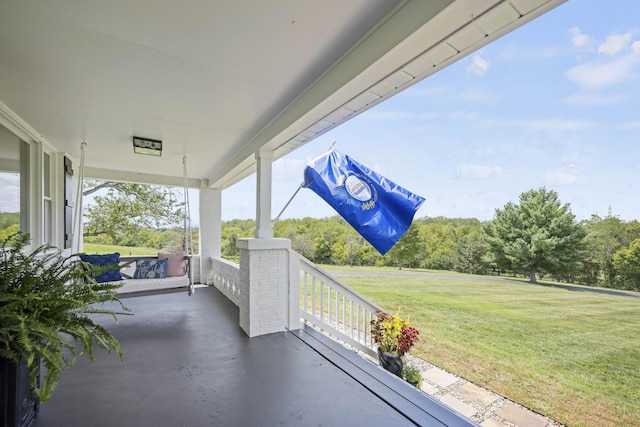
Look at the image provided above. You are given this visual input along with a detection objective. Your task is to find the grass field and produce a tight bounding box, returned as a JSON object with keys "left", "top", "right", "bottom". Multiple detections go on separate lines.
{"left": 82, "top": 243, "right": 158, "bottom": 256}
{"left": 323, "top": 267, "right": 640, "bottom": 427}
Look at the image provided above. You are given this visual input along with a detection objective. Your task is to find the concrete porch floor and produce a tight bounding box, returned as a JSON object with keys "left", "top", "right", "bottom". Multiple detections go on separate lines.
{"left": 33, "top": 286, "right": 477, "bottom": 427}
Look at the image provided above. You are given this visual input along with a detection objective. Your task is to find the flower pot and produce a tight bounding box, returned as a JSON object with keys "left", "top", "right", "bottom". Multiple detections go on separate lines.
{"left": 377, "top": 347, "right": 403, "bottom": 377}
{"left": 0, "top": 356, "right": 39, "bottom": 427}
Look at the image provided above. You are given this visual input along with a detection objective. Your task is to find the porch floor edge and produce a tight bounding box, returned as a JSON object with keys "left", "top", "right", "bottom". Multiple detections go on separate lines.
{"left": 290, "top": 324, "right": 480, "bottom": 427}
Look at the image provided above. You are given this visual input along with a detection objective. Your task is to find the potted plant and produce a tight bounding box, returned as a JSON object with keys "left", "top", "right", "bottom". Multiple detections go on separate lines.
{"left": 370, "top": 311, "right": 419, "bottom": 377}
{"left": 0, "top": 233, "right": 129, "bottom": 425}
{"left": 402, "top": 363, "right": 422, "bottom": 388}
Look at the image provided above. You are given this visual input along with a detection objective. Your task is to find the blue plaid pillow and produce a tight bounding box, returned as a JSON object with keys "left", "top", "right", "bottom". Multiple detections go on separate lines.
{"left": 133, "top": 258, "right": 168, "bottom": 279}
{"left": 80, "top": 253, "right": 122, "bottom": 283}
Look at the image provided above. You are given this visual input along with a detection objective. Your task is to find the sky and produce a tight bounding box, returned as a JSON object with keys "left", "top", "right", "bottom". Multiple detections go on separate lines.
{"left": 0, "top": 173, "right": 19, "bottom": 212}
{"left": 221, "top": 0, "right": 640, "bottom": 223}
{"left": 1, "top": 0, "right": 639, "bottom": 225}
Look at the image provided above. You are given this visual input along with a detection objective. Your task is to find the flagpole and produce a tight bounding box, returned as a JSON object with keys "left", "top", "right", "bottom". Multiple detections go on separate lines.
{"left": 272, "top": 141, "right": 336, "bottom": 225}
{"left": 272, "top": 183, "right": 303, "bottom": 225}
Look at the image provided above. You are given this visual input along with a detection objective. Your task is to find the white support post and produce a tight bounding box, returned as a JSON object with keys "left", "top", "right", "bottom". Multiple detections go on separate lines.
{"left": 199, "top": 182, "right": 222, "bottom": 285}
{"left": 254, "top": 150, "right": 273, "bottom": 238}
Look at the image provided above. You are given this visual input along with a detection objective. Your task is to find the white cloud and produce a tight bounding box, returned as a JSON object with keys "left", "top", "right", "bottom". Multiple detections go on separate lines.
{"left": 598, "top": 33, "right": 633, "bottom": 55}
{"left": 564, "top": 91, "right": 630, "bottom": 107}
{"left": 456, "top": 164, "right": 504, "bottom": 179}
{"left": 418, "top": 112, "right": 441, "bottom": 121}
{"left": 446, "top": 110, "right": 480, "bottom": 121}
{"left": 458, "top": 87, "right": 500, "bottom": 104}
{"left": 481, "top": 117, "right": 595, "bottom": 132}
{"left": 522, "top": 118, "right": 594, "bottom": 132}
{"left": 466, "top": 54, "right": 490, "bottom": 76}
{"left": 545, "top": 164, "right": 579, "bottom": 186}
{"left": 632, "top": 41, "right": 640, "bottom": 56}
{"left": 568, "top": 27, "right": 595, "bottom": 51}
{"left": 273, "top": 157, "right": 308, "bottom": 181}
{"left": 565, "top": 54, "right": 639, "bottom": 88}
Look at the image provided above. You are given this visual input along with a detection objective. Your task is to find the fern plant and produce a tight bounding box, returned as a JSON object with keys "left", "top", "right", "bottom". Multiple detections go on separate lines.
{"left": 0, "top": 232, "right": 130, "bottom": 403}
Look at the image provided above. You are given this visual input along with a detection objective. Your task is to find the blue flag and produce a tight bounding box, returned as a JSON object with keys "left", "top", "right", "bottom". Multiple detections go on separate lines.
{"left": 303, "top": 149, "right": 425, "bottom": 255}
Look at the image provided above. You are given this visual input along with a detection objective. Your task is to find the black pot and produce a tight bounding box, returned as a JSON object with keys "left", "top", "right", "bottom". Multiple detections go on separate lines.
{"left": 0, "top": 357, "right": 39, "bottom": 427}
{"left": 377, "top": 347, "right": 403, "bottom": 377}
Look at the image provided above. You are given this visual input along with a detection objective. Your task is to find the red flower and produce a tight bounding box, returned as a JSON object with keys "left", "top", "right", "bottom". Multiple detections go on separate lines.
{"left": 370, "top": 311, "right": 419, "bottom": 356}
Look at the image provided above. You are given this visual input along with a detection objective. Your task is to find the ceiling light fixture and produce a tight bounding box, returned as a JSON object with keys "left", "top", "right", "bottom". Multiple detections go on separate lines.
{"left": 133, "top": 136, "right": 162, "bottom": 156}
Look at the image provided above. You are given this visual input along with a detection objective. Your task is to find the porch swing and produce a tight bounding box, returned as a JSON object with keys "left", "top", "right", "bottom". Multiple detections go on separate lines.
{"left": 74, "top": 143, "right": 195, "bottom": 296}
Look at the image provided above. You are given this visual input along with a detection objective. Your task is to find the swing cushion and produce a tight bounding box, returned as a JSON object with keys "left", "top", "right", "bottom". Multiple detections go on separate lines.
{"left": 158, "top": 251, "right": 188, "bottom": 277}
{"left": 133, "top": 258, "right": 168, "bottom": 279}
{"left": 80, "top": 253, "right": 123, "bottom": 283}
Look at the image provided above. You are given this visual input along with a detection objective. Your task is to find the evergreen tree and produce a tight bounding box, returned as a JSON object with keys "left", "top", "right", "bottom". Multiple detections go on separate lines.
{"left": 452, "top": 231, "right": 489, "bottom": 274}
{"left": 484, "top": 187, "right": 587, "bottom": 283}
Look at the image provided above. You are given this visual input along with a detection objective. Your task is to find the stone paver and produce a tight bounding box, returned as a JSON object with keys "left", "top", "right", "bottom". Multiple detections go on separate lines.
{"left": 424, "top": 367, "right": 459, "bottom": 388}
{"left": 439, "top": 393, "right": 478, "bottom": 418}
{"left": 360, "top": 352, "right": 563, "bottom": 427}
{"left": 419, "top": 381, "right": 439, "bottom": 395}
{"left": 495, "top": 403, "right": 548, "bottom": 427}
{"left": 451, "top": 382, "right": 499, "bottom": 407}
{"left": 481, "top": 416, "right": 510, "bottom": 427}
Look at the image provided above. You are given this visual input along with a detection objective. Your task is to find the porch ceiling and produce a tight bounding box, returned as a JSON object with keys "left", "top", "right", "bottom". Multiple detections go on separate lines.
{"left": 0, "top": 0, "right": 566, "bottom": 189}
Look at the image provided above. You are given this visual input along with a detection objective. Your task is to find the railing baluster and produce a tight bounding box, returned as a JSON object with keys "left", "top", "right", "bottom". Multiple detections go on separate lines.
{"left": 337, "top": 289, "right": 340, "bottom": 330}
{"left": 311, "top": 277, "right": 316, "bottom": 317}
{"left": 294, "top": 252, "right": 381, "bottom": 358}
{"left": 336, "top": 289, "right": 339, "bottom": 330}
{"left": 328, "top": 285, "right": 332, "bottom": 325}
{"left": 356, "top": 304, "right": 361, "bottom": 342}
{"left": 320, "top": 282, "right": 324, "bottom": 323}
{"left": 365, "top": 310, "right": 370, "bottom": 347}
{"left": 349, "top": 300, "right": 353, "bottom": 339}
{"left": 303, "top": 272, "right": 308, "bottom": 313}
{"left": 342, "top": 293, "right": 346, "bottom": 335}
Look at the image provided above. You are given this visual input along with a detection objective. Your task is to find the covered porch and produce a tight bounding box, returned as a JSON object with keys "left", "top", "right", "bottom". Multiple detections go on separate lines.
{"left": 33, "top": 286, "right": 474, "bottom": 427}
{"left": 0, "top": 1, "right": 568, "bottom": 426}
{"left": 0, "top": 0, "right": 568, "bottom": 312}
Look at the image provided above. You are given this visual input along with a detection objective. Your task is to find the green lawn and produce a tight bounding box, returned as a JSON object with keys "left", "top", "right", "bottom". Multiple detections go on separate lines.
{"left": 82, "top": 243, "right": 158, "bottom": 256}
{"left": 324, "top": 267, "right": 640, "bottom": 427}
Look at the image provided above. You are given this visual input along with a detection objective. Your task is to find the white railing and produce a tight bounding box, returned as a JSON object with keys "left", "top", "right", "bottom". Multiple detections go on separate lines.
{"left": 209, "top": 250, "right": 382, "bottom": 358}
{"left": 292, "top": 251, "right": 382, "bottom": 358}
{"left": 210, "top": 256, "right": 241, "bottom": 307}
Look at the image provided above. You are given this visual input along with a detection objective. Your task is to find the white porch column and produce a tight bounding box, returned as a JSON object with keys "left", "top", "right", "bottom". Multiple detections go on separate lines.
{"left": 237, "top": 237, "right": 291, "bottom": 337}
{"left": 199, "top": 183, "right": 222, "bottom": 285}
{"left": 254, "top": 150, "right": 273, "bottom": 238}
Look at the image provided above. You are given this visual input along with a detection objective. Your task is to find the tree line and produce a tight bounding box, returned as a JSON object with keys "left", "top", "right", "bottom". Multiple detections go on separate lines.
{"left": 223, "top": 188, "right": 640, "bottom": 291}
{"left": 3, "top": 184, "right": 638, "bottom": 291}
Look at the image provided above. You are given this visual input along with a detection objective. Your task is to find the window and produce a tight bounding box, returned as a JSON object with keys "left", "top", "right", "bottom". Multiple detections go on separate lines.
{"left": 43, "top": 151, "right": 53, "bottom": 244}
{"left": 0, "top": 124, "right": 28, "bottom": 239}
{"left": 64, "top": 156, "right": 73, "bottom": 249}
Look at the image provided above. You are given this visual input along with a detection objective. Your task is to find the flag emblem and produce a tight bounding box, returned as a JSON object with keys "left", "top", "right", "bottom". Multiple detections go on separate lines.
{"left": 345, "top": 175, "right": 373, "bottom": 202}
